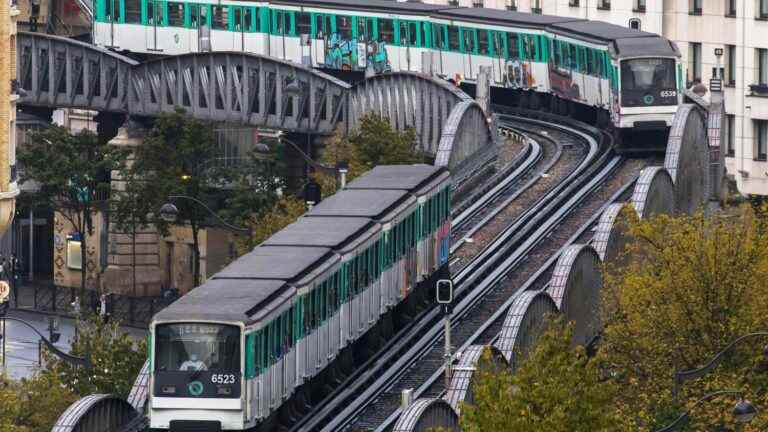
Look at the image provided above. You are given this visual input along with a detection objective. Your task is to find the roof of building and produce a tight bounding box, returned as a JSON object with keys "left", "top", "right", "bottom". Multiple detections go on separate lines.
{"left": 214, "top": 245, "right": 333, "bottom": 281}
{"left": 262, "top": 216, "right": 377, "bottom": 249}
{"left": 344, "top": 165, "right": 443, "bottom": 190}
{"left": 153, "top": 278, "right": 290, "bottom": 323}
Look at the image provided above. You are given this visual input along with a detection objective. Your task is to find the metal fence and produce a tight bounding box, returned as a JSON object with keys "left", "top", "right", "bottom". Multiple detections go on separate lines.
{"left": 14, "top": 282, "right": 175, "bottom": 328}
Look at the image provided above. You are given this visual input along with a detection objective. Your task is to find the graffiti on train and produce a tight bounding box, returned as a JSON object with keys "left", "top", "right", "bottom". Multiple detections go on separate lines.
{"left": 323, "top": 34, "right": 391, "bottom": 74}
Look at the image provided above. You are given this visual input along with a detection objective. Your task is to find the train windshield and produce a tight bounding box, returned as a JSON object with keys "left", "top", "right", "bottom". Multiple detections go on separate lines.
{"left": 621, "top": 58, "right": 675, "bottom": 90}
{"left": 155, "top": 323, "right": 240, "bottom": 372}
{"left": 620, "top": 58, "right": 678, "bottom": 107}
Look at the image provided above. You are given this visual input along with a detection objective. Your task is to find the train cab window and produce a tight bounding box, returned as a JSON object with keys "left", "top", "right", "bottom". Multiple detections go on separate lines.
{"left": 448, "top": 26, "right": 460, "bottom": 51}
{"left": 338, "top": 15, "right": 353, "bottom": 40}
{"left": 296, "top": 12, "right": 311, "bottom": 37}
{"left": 166, "top": 2, "right": 184, "bottom": 27}
{"left": 379, "top": 19, "right": 394, "bottom": 43}
{"left": 507, "top": 33, "right": 520, "bottom": 59}
{"left": 155, "top": 323, "right": 240, "bottom": 373}
{"left": 124, "top": 0, "right": 140, "bottom": 23}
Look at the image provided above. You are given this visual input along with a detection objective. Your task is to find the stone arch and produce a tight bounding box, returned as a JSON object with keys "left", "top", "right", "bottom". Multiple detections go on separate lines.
{"left": 393, "top": 398, "right": 460, "bottom": 432}
{"left": 494, "top": 291, "right": 558, "bottom": 371}
{"left": 630, "top": 166, "right": 676, "bottom": 219}
{"left": 592, "top": 203, "right": 639, "bottom": 268}
{"left": 443, "top": 345, "right": 509, "bottom": 415}
{"left": 546, "top": 244, "right": 603, "bottom": 347}
{"left": 52, "top": 394, "right": 137, "bottom": 432}
{"left": 664, "top": 104, "right": 709, "bottom": 214}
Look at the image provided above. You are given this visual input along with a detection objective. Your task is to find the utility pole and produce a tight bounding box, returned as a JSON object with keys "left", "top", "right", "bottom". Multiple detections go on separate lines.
{"left": 436, "top": 279, "right": 454, "bottom": 389}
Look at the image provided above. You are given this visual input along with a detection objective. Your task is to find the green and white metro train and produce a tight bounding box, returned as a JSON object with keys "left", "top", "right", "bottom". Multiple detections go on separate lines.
{"left": 148, "top": 165, "right": 451, "bottom": 431}
{"left": 93, "top": 0, "right": 683, "bottom": 144}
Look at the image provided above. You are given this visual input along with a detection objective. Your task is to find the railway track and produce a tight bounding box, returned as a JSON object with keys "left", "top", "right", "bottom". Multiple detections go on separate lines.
{"left": 294, "top": 113, "right": 615, "bottom": 432}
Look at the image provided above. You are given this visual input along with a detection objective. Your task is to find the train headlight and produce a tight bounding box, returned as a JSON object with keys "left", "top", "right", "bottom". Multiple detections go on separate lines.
{"left": 161, "top": 386, "right": 177, "bottom": 395}
{"left": 217, "top": 386, "right": 232, "bottom": 396}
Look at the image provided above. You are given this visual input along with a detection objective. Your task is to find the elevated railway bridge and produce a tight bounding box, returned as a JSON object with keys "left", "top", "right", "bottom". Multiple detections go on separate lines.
{"left": 6, "top": 18, "right": 724, "bottom": 432}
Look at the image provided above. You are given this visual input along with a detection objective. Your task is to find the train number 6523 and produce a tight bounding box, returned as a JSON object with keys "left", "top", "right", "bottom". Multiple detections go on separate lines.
{"left": 211, "top": 374, "right": 236, "bottom": 384}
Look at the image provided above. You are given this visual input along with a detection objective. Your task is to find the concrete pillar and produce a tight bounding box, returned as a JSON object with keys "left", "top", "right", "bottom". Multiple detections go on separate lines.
{"left": 103, "top": 120, "right": 163, "bottom": 297}
{"left": 0, "top": 1, "right": 21, "bottom": 237}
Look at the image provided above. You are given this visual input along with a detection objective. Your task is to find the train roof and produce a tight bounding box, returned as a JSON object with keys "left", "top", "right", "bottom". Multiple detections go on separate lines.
{"left": 262, "top": 216, "right": 379, "bottom": 252}
{"left": 431, "top": 8, "right": 578, "bottom": 28}
{"left": 154, "top": 278, "right": 294, "bottom": 323}
{"left": 307, "top": 189, "right": 414, "bottom": 221}
{"left": 344, "top": 165, "right": 445, "bottom": 190}
{"left": 271, "top": 0, "right": 451, "bottom": 14}
{"left": 548, "top": 20, "right": 653, "bottom": 42}
{"left": 612, "top": 37, "right": 680, "bottom": 58}
{"left": 215, "top": 245, "right": 336, "bottom": 284}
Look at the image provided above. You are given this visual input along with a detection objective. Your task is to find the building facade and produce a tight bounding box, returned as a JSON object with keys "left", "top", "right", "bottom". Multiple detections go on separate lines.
{"left": 424, "top": 0, "right": 767, "bottom": 196}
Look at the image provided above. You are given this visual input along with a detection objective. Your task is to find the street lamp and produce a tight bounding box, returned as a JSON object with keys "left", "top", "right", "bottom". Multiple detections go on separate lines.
{"left": 673, "top": 332, "right": 768, "bottom": 401}
{"left": 654, "top": 390, "right": 757, "bottom": 432}
{"left": 159, "top": 195, "right": 252, "bottom": 242}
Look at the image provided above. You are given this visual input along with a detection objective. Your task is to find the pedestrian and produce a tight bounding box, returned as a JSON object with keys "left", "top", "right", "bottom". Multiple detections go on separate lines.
{"left": 9, "top": 254, "right": 19, "bottom": 308}
{"left": 99, "top": 292, "right": 110, "bottom": 324}
{"left": 71, "top": 295, "right": 81, "bottom": 318}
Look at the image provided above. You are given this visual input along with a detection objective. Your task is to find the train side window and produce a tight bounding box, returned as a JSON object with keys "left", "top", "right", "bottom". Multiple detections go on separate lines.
{"left": 338, "top": 15, "right": 353, "bottom": 39}
{"left": 569, "top": 44, "right": 578, "bottom": 70}
{"left": 379, "top": 19, "right": 394, "bottom": 43}
{"left": 433, "top": 24, "right": 446, "bottom": 50}
{"left": 409, "top": 22, "right": 419, "bottom": 46}
{"left": 491, "top": 31, "right": 503, "bottom": 57}
{"left": 448, "top": 26, "right": 460, "bottom": 52}
{"left": 124, "top": 0, "right": 140, "bottom": 23}
{"left": 229, "top": 7, "right": 241, "bottom": 31}
{"left": 105, "top": 0, "right": 121, "bottom": 22}
{"left": 166, "top": 2, "right": 183, "bottom": 27}
{"left": 211, "top": 6, "right": 226, "bottom": 30}
{"left": 462, "top": 28, "right": 476, "bottom": 54}
{"left": 507, "top": 33, "right": 520, "bottom": 59}
{"left": 296, "top": 12, "right": 311, "bottom": 36}
{"left": 478, "top": 30, "right": 490, "bottom": 55}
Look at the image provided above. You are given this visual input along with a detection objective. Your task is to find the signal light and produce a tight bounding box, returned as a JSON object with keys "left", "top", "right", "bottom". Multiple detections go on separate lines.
{"left": 436, "top": 279, "right": 453, "bottom": 305}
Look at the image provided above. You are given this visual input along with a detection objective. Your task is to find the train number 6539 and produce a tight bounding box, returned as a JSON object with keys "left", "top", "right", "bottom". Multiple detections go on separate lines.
{"left": 660, "top": 90, "right": 677, "bottom": 98}
{"left": 211, "top": 374, "right": 236, "bottom": 384}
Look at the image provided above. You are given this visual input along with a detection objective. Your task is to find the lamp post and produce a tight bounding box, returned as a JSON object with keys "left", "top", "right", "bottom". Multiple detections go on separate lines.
{"left": 673, "top": 332, "right": 768, "bottom": 402}
{"left": 654, "top": 390, "right": 757, "bottom": 432}
{"left": 159, "top": 196, "right": 252, "bottom": 245}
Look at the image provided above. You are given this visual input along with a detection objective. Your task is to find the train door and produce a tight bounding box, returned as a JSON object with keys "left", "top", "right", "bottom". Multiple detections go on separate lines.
{"left": 491, "top": 31, "right": 505, "bottom": 84}
{"left": 461, "top": 28, "right": 475, "bottom": 79}
{"left": 145, "top": 0, "right": 161, "bottom": 51}
{"left": 105, "top": 0, "right": 121, "bottom": 48}
{"left": 231, "top": 6, "right": 245, "bottom": 51}
{"left": 398, "top": 21, "right": 419, "bottom": 72}
{"left": 356, "top": 17, "right": 375, "bottom": 72}
{"left": 271, "top": 10, "right": 288, "bottom": 60}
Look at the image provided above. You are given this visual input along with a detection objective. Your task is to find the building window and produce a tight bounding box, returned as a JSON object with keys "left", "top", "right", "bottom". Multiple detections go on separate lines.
{"left": 689, "top": 42, "right": 702, "bottom": 83}
{"left": 725, "top": 45, "right": 736, "bottom": 85}
{"left": 569, "top": 0, "right": 580, "bottom": 7}
{"left": 532, "top": 0, "right": 542, "bottom": 13}
{"left": 472, "top": 0, "right": 484, "bottom": 7}
{"left": 760, "top": 0, "right": 768, "bottom": 18}
{"left": 629, "top": 18, "right": 642, "bottom": 30}
{"left": 67, "top": 238, "right": 83, "bottom": 270}
{"left": 634, "top": 0, "right": 646, "bottom": 11}
{"left": 726, "top": 0, "right": 736, "bottom": 15}
{"left": 598, "top": 0, "right": 611, "bottom": 9}
{"left": 689, "top": 0, "right": 702, "bottom": 14}
{"left": 757, "top": 48, "right": 768, "bottom": 85}
{"left": 506, "top": 0, "right": 517, "bottom": 10}
{"left": 725, "top": 114, "right": 735, "bottom": 157}
{"left": 755, "top": 119, "right": 768, "bottom": 160}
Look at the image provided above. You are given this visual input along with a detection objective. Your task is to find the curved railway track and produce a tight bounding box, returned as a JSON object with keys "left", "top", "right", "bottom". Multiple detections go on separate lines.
{"left": 292, "top": 113, "right": 616, "bottom": 432}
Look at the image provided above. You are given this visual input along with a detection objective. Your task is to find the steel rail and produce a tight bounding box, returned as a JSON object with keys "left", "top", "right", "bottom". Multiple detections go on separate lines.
{"left": 314, "top": 117, "right": 613, "bottom": 432}
{"left": 372, "top": 173, "right": 641, "bottom": 431}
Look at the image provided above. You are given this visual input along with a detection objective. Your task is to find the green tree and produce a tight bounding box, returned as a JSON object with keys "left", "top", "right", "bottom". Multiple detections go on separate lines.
{"left": 600, "top": 206, "right": 768, "bottom": 431}
{"left": 17, "top": 126, "right": 128, "bottom": 295}
{"left": 125, "top": 109, "right": 286, "bottom": 285}
{"left": 235, "top": 195, "right": 306, "bottom": 256}
{"left": 0, "top": 372, "right": 77, "bottom": 432}
{"left": 460, "top": 320, "right": 621, "bottom": 432}
{"left": 315, "top": 113, "right": 425, "bottom": 196}
{"left": 43, "top": 314, "right": 146, "bottom": 399}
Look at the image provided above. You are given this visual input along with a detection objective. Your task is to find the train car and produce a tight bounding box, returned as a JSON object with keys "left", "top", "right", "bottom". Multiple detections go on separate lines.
{"left": 93, "top": 0, "right": 682, "bottom": 144}
{"left": 147, "top": 165, "right": 450, "bottom": 431}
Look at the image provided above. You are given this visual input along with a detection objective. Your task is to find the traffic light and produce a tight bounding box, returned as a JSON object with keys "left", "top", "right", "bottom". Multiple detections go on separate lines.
{"left": 48, "top": 317, "right": 60, "bottom": 344}
{"left": 436, "top": 279, "right": 453, "bottom": 304}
